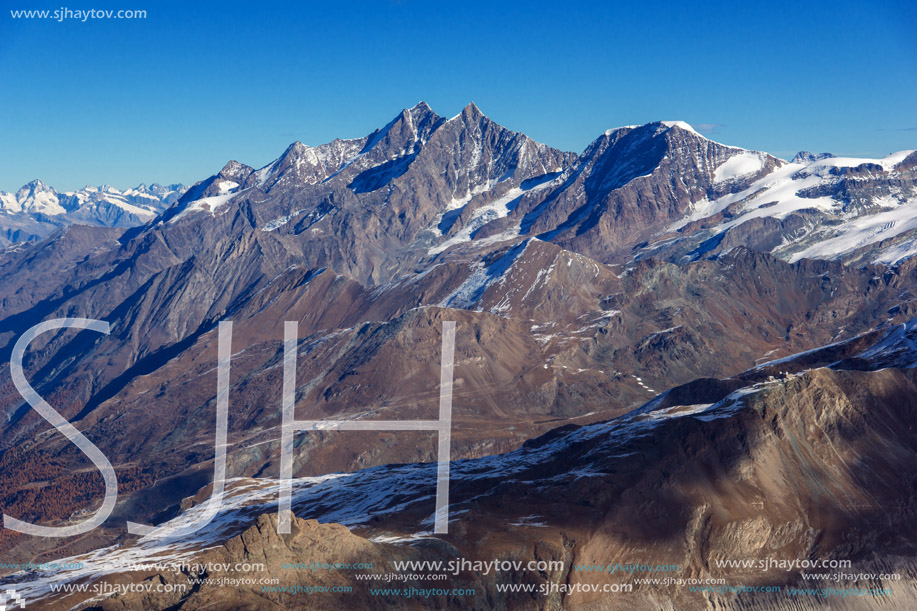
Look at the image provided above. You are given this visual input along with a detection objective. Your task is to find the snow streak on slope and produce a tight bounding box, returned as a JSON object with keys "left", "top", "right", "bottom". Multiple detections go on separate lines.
{"left": 169, "top": 189, "right": 249, "bottom": 223}
{"left": 670, "top": 161, "right": 831, "bottom": 232}
{"left": 429, "top": 178, "right": 558, "bottom": 255}
{"left": 438, "top": 240, "right": 531, "bottom": 308}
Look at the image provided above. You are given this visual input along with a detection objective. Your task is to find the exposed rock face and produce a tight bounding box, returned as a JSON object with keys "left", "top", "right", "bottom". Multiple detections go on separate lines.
{"left": 516, "top": 122, "right": 782, "bottom": 261}
{"left": 85, "top": 514, "right": 485, "bottom": 611}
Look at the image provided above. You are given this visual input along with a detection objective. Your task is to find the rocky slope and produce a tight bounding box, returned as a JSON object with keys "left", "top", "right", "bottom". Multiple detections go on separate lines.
{"left": 5, "top": 321, "right": 917, "bottom": 609}
{"left": 2, "top": 241, "right": 915, "bottom": 556}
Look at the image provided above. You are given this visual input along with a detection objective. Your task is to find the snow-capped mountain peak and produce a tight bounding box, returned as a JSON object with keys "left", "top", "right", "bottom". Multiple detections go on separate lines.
{"left": 13, "top": 179, "right": 65, "bottom": 214}
{"left": 659, "top": 120, "right": 700, "bottom": 135}
{"left": 218, "top": 160, "right": 254, "bottom": 182}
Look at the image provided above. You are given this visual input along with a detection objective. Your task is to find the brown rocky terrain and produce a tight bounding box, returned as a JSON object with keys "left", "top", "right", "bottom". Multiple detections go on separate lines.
{"left": 3, "top": 241, "right": 917, "bottom": 565}
{"left": 7, "top": 321, "right": 917, "bottom": 609}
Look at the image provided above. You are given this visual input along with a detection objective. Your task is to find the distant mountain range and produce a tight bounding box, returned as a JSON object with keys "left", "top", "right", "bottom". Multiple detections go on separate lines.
{"left": 0, "top": 180, "right": 185, "bottom": 247}
{"left": 1, "top": 102, "right": 915, "bottom": 610}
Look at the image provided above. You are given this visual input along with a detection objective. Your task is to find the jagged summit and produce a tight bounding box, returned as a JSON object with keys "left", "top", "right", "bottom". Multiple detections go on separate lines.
{"left": 218, "top": 160, "right": 254, "bottom": 180}
{"left": 791, "top": 150, "right": 835, "bottom": 164}
{"left": 278, "top": 140, "right": 309, "bottom": 159}
{"left": 408, "top": 100, "right": 434, "bottom": 114}
{"left": 461, "top": 101, "right": 484, "bottom": 119}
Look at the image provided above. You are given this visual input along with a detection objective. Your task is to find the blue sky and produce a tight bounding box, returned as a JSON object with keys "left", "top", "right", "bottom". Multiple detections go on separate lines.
{"left": 1, "top": 0, "right": 915, "bottom": 192}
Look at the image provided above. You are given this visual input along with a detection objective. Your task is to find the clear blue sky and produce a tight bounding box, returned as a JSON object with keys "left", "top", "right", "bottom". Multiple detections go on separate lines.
{"left": 1, "top": 0, "right": 915, "bottom": 192}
